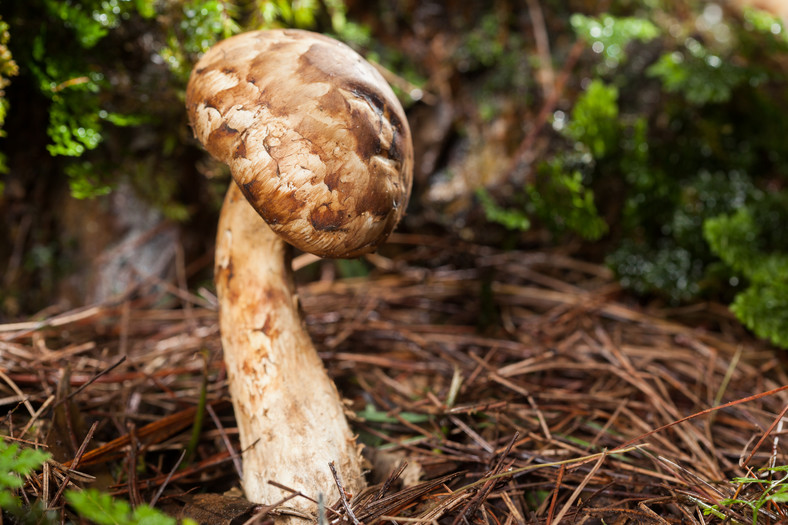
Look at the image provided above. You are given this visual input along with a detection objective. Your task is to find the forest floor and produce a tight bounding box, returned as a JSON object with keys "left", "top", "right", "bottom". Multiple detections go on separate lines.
{"left": 2, "top": 232, "right": 787, "bottom": 524}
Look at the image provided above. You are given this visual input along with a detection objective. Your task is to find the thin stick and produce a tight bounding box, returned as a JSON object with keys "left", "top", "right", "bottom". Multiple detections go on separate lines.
{"left": 374, "top": 461, "right": 408, "bottom": 501}
{"left": 713, "top": 346, "right": 742, "bottom": 408}
{"left": 42, "top": 458, "right": 50, "bottom": 508}
{"left": 52, "top": 356, "right": 127, "bottom": 409}
{"left": 185, "top": 349, "right": 209, "bottom": 464}
{"left": 19, "top": 395, "right": 54, "bottom": 437}
{"left": 455, "top": 432, "right": 519, "bottom": 525}
{"left": 329, "top": 461, "right": 360, "bottom": 525}
{"left": 741, "top": 402, "right": 788, "bottom": 467}
{"left": 525, "top": 0, "right": 555, "bottom": 98}
{"left": 317, "top": 493, "right": 327, "bottom": 525}
{"left": 615, "top": 384, "right": 788, "bottom": 452}
{"left": 127, "top": 424, "right": 140, "bottom": 507}
{"left": 0, "top": 305, "right": 104, "bottom": 334}
{"left": 506, "top": 38, "right": 585, "bottom": 179}
{"left": 551, "top": 450, "right": 608, "bottom": 524}
{"left": 119, "top": 300, "right": 130, "bottom": 358}
{"left": 458, "top": 445, "right": 646, "bottom": 493}
{"left": 51, "top": 421, "right": 99, "bottom": 505}
{"left": 266, "top": 480, "right": 344, "bottom": 519}
{"left": 0, "top": 368, "right": 36, "bottom": 417}
{"left": 544, "top": 463, "right": 565, "bottom": 525}
{"left": 242, "top": 491, "right": 303, "bottom": 525}
{"left": 267, "top": 480, "right": 319, "bottom": 505}
{"left": 206, "top": 403, "right": 243, "bottom": 480}
{"left": 149, "top": 449, "right": 186, "bottom": 507}
{"left": 175, "top": 241, "right": 196, "bottom": 330}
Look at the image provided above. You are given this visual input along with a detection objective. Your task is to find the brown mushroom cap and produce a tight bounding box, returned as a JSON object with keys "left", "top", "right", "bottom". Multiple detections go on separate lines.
{"left": 186, "top": 29, "right": 413, "bottom": 258}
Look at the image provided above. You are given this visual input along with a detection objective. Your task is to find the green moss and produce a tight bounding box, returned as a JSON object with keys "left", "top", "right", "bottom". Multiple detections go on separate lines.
{"left": 564, "top": 79, "right": 620, "bottom": 159}
{"left": 2, "top": 0, "right": 366, "bottom": 201}
{"left": 527, "top": 159, "right": 608, "bottom": 241}
{"left": 571, "top": 13, "right": 659, "bottom": 70}
{"left": 159, "top": 0, "right": 240, "bottom": 81}
{"left": 704, "top": 204, "right": 788, "bottom": 346}
{"left": 0, "top": 15, "right": 17, "bottom": 176}
{"left": 647, "top": 41, "right": 747, "bottom": 105}
{"left": 473, "top": 5, "right": 788, "bottom": 347}
{"left": 476, "top": 79, "right": 615, "bottom": 242}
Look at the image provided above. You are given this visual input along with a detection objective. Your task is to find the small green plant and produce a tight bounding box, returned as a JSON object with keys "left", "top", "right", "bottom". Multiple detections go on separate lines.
{"left": 705, "top": 203, "right": 788, "bottom": 347}
{"left": 563, "top": 79, "right": 620, "bottom": 159}
{"left": 477, "top": 78, "right": 613, "bottom": 242}
{"left": 0, "top": 439, "right": 195, "bottom": 524}
{"left": 0, "top": 439, "right": 53, "bottom": 522}
{"left": 701, "top": 465, "right": 788, "bottom": 523}
{"left": 65, "top": 489, "right": 198, "bottom": 525}
{"left": 526, "top": 159, "right": 608, "bottom": 241}
{"left": 477, "top": 188, "right": 531, "bottom": 232}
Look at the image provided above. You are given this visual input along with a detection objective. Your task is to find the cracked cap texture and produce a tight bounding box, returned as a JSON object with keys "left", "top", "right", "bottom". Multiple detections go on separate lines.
{"left": 186, "top": 29, "right": 413, "bottom": 258}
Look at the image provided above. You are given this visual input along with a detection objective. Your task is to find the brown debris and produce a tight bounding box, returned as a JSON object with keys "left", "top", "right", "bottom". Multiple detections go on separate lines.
{"left": 1, "top": 235, "right": 787, "bottom": 523}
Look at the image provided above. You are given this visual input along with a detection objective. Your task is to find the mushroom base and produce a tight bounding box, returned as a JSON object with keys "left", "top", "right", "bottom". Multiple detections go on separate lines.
{"left": 215, "top": 183, "right": 364, "bottom": 519}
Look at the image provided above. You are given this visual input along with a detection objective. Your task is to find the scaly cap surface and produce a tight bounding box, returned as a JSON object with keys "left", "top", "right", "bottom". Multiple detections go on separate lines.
{"left": 186, "top": 29, "right": 413, "bottom": 257}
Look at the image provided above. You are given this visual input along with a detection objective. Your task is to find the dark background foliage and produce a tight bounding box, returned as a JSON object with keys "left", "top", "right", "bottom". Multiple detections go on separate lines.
{"left": 2, "top": 0, "right": 788, "bottom": 347}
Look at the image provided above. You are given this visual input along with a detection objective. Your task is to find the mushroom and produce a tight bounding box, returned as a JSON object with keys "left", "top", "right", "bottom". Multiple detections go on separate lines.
{"left": 185, "top": 29, "right": 413, "bottom": 518}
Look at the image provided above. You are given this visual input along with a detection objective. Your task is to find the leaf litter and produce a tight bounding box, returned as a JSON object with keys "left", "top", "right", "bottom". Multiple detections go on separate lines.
{"left": 1, "top": 233, "right": 787, "bottom": 524}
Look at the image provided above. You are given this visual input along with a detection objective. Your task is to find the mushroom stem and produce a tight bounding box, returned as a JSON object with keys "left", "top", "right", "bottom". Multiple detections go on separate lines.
{"left": 187, "top": 29, "right": 412, "bottom": 516}
{"left": 215, "top": 183, "right": 363, "bottom": 514}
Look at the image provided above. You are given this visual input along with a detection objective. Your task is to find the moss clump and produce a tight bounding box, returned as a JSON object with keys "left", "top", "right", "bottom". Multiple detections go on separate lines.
{"left": 0, "top": 16, "right": 18, "bottom": 179}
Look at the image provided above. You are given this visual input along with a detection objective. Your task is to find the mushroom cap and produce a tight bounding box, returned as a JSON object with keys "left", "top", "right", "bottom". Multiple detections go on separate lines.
{"left": 186, "top": 29, "right": 413, "bottom": 258}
